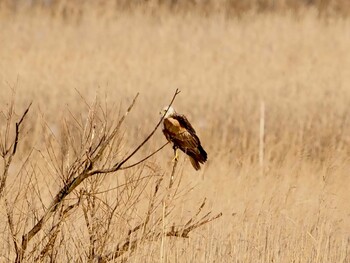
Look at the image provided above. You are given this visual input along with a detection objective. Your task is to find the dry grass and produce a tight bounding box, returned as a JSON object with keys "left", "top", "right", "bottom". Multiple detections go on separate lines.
{"left": 0, "top": 6, "right": 350, "bottom": 262}
{"left": 3, "top": 0, "right": 350, "bottom": 17}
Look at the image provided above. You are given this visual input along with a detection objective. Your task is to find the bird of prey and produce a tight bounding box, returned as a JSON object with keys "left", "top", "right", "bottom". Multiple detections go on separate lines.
{"left": 160, "top": 106, "right": 207, "bottom": 170}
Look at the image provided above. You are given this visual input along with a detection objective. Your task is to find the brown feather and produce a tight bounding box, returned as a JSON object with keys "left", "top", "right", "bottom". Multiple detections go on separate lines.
{"left": 189, "top": 156, "right": 201, "bottom": 170}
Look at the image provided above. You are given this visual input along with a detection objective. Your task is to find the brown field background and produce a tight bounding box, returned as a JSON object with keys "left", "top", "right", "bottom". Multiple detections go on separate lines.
{"left": 1, "top": 2, "right": 350, "bottom": 262}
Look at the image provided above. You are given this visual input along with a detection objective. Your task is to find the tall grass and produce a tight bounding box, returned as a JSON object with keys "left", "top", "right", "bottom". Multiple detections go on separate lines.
{"left": 0, "top": 5, "right": 350, "bottom": 262}
{"left": 2, "top": 0, "right": 350, "bottom": 17}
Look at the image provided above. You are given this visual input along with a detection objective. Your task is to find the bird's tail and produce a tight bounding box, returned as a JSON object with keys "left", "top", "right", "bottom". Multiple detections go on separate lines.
{"left": 197, "top": 144, "right": 207, "bottom": 163}
{"left": 189, "top": 156, "right": 201, "bottom": 170}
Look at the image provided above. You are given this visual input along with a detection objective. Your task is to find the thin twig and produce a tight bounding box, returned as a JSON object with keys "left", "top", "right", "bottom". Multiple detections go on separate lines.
{"left": 13, "top": 102, "right": 32, "bottom": 155}
{"left": 119, "top": 142, "right": 169, "bottom": 170}
{"left": 4, "top": 198, "right": 20, "bottom": 258}
{"left": 90, "top": 93, "right": 140, "bottom": 164}
{"left": 90, "top": 89, "right": 180, "bottom": 175}
{"left": 117, "top": 89, "right": 180, "bottom": 169}
{"left": 166, "top": 212, "right": 223, "bottom": 238}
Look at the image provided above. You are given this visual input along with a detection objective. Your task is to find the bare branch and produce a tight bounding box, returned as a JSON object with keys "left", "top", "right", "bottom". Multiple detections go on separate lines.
{"left": 119, "top": 142, "right": 169, "bottom": 170}
{"left": 13, "top": 102, "right": 32, "bottom": 155}
{"left": 4, "top": 198, "right": 20, "bottom": 259}
{"left": 116, "top": 89, "right": 180, "bottom": 169}
{"left": 36, "top": 198, "right": 81, "bottom": 262}
{"left": 0, "top": 102, "right": 32, "bottom": 198}
{"left": 166, "top": 212, "right": 223, "bottom": 238}
{"left": 91, "top": 93, "right": 140, "bottom": 162}
{"left": 91, "top": 88, "right": 180, "bottom": 175}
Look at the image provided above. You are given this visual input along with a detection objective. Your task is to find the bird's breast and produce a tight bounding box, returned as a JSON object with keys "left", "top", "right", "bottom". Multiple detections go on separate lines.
{"left": 164, "top": 117, "right": 182, "bottom": 133}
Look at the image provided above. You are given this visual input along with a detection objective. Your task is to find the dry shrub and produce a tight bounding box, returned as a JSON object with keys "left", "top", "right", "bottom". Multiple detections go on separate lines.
{"left": 0, "top": 91, "right": 221, "bottom": 262}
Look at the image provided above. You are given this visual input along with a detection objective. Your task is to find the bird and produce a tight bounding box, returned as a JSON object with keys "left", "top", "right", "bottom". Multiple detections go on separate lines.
{"left": 160, "top": 106, "right": 207, "bottom": 170}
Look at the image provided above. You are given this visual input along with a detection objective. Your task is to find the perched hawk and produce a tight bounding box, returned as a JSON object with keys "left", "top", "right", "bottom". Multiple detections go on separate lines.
{"left": 160, "top": 106, "right": 207, "bottom": 170}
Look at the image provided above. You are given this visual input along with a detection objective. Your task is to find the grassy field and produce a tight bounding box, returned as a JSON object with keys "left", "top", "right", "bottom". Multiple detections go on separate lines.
{"left": 0, "top": 6, "right": 350, "bottom": 262}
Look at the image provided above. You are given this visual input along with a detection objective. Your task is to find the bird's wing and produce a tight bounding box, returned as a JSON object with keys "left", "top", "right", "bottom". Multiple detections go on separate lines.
{"left": 171, "top": 114, "right": 197, "bottom": 135}
{"left": 163, "top": 116, "right": 200, "bottom": 152}
{"left": 173, "top": 128, "right": 199, "bottom": 151}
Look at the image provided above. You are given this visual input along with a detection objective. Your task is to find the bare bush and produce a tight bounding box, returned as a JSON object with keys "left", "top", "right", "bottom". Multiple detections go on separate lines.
{"left": 0, "top": 90, "right": 221, "bottom": 262}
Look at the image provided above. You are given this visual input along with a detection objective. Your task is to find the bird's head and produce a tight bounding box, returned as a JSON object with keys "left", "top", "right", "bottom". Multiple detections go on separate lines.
{"left": 160, "top": 106, "right": 176, "bottom": 118}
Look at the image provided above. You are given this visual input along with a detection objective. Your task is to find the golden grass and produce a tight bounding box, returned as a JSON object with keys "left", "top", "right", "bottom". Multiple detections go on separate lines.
{"left": 0, "top": 9, "right": 350, "bottom": 262}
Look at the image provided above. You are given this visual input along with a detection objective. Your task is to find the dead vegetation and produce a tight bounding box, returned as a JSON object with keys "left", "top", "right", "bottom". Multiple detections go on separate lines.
{"left": 0, "top": 5, "right": 349, "bottom": 263}
{"left": 0, "top": 90, "right": 221, "bottom": 262}
{"left": 2, "top": 0, "right": 350, "bottom": 18}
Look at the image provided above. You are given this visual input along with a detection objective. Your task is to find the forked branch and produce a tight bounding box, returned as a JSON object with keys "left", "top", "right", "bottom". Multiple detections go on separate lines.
{"left": 0, "top": 102, "right": 32, "bottom": 198}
